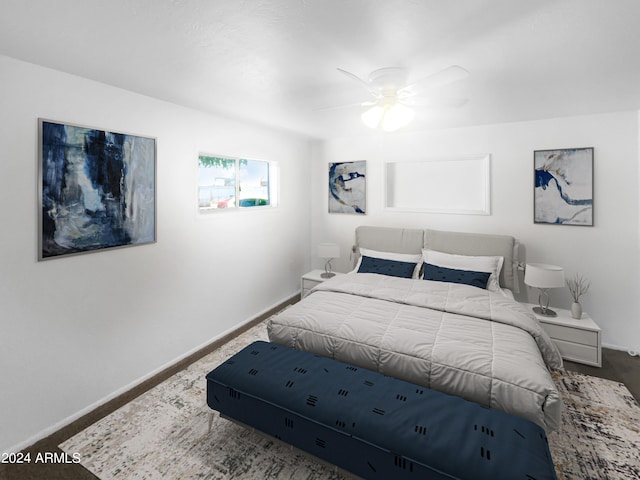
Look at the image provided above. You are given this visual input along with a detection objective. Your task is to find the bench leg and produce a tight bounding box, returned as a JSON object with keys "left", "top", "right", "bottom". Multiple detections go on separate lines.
{"left": 207, "top": 411, "right": 214, "bottom": 433}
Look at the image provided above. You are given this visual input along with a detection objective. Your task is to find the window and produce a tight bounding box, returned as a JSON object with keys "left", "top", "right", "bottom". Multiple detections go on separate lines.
{"left": 198, "top": 154, "right": 276, "bottom": 211}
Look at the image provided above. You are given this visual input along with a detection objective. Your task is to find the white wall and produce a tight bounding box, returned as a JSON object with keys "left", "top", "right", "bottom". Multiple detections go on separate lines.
{"left": 0, "top": 55, "right": 312, "bottom": 453}
{"left": 311, "top": 112, "right": 640, "bottom": 353}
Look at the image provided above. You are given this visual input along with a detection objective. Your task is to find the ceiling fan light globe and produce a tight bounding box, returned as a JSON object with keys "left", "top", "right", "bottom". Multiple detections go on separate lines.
{"left": 361, "top": 102, "right": 414, "bottom": 131}
{"left": 361, "top": 105, "right": 385, "bottom": 129}
{"left": 382, "top": 103, "right": 415, "bottom": 132}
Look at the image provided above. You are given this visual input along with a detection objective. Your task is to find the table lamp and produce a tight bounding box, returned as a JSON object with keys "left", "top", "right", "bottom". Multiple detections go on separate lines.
{"left": 317, "top": 243, "right": 340, "bottom": 278}
{"left": 524, "top": 263, "right": 565, "bottom": 317}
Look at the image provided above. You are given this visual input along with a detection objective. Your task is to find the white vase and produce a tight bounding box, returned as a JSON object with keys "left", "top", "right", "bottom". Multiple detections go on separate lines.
{"left": 571, "top": 302, "right": 582, "bottom": 319}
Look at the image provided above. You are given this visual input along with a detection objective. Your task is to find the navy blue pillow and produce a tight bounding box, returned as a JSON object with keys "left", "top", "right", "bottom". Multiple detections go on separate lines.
{"left": 423, "top": 263, "right": 491, "bottom": 289}
{"left": 358, "top": 256, "right": 417, "bottom": 278}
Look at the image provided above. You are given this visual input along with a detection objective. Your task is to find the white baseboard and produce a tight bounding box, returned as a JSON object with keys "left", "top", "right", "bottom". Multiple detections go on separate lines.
{"left": 4, "top": 293, "right": 298, "bottom": 454}
{"left": 602, "top": 342, "right": 640, "bottom": 357}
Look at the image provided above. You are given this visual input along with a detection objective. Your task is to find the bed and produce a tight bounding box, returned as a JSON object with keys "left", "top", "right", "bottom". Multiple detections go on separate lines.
{"left": 268, "top": 226, "right": 564, "bottom": 432}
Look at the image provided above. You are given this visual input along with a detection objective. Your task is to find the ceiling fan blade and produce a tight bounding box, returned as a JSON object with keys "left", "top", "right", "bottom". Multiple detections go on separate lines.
{"left": 336, "top": 68, "right": 379, "bottom": 96}
{"left": 399, "top": 65, "right": 469, "bottom": 95}
{"left": 314, "top": 100, "right": 376, "bottom": 112}
{"left": 402, "top": 96, "right": 469, "bottom": 109}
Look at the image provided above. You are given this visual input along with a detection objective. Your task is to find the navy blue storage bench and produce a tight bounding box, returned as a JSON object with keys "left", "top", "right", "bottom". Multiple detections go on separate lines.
{"left": 206, "top": 341, "right": 557, "bottom": 480}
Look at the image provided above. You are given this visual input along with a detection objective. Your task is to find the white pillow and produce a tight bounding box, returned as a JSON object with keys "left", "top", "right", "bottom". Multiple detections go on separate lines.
{"left": 422, "top": 249, "right": 504, "bottom": 292}
{"left": 353, "top": 248, "right": 423, "bottom": 279}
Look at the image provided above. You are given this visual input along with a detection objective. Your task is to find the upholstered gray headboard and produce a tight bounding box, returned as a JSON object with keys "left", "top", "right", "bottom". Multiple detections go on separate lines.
{"left": 355, "top": 226, "right": 425, "bottom": 254}
{"left": 354, "top": 226, "right": 520, "bottom": 291}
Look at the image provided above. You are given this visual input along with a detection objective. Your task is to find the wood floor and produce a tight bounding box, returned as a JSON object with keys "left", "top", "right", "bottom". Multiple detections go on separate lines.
{"left": 2, "top": 339, "right": 638, "bottom": 480}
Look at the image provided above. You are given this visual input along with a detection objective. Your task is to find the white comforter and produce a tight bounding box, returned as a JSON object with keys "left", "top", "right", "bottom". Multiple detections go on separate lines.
{"left": 268, "top": 273, "right": 563, "bottom": 431}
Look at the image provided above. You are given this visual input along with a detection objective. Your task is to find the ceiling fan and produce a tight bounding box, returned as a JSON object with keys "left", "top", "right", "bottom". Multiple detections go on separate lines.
{"left": 326, "top": 65, "right": 469, "bottom": 132}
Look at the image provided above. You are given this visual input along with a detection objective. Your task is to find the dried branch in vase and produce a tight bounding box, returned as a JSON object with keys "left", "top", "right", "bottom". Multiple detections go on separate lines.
{"left": 567, "top": 274, "right": 590, "bottom": 302}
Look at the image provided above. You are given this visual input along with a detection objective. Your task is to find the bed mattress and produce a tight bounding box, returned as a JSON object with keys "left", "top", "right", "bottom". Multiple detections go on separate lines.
{"left": 268, "top": 273, "right": 563, "bottom": 431}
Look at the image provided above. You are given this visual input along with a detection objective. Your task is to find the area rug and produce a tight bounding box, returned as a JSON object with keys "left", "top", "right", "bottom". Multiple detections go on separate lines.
{"left": 60, "top": 321, "right": 640, "bottom": 480}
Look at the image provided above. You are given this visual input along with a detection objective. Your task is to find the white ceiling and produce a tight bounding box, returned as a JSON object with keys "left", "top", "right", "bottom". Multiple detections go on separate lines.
{"left": 2, "top": 0, "right": 640, "bottom": 139}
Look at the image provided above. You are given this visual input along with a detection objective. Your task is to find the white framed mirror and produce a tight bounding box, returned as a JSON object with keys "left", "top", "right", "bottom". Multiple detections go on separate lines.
{"left": 385, "top": 154, "right": 491, "bottom": 215}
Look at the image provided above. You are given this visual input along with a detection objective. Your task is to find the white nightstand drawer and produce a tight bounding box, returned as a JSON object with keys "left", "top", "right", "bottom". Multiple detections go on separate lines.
{"left": 300, "top": 270, "right": 343, "bottom": 299}
{"left": 303, "top": 279, "right": 322, "bottom": 290}
{"left": 553, "top": 339, "right": 600, "bottom": 366}
{"left": 542, "top": 323, "right": 598, "bottom": 347}
{"left": 523, "top": 302, "right": 601, "bottom": 367}
{"left": 302, "top": 279, "right": 322, "bottom": 298}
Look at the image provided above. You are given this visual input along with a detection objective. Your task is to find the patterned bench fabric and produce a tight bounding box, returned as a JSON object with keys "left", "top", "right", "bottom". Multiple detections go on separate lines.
{"left": 206, "top": 341, "right": 557, "bottom": 480}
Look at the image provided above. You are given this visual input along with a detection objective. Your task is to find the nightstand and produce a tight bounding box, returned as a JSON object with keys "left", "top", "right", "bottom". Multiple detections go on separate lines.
{"left": 301, "top": 270, "right": 343, "bottom": 299}
{"left": 524, "top": 303, "right": 601, "bottom": 367}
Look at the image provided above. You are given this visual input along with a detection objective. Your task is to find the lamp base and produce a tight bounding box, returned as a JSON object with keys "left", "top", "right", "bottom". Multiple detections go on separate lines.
{"left": 532, "top": 306, "right": 557, "bottom": 317}
{"left": 320, "top": 272, "right": 336, "bottom": 279}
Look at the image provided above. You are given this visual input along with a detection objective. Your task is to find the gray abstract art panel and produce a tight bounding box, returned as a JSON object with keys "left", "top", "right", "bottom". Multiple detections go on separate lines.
{"left": 328, "top": 161, "right": 366, "bottom": 214}
{"left": 39, "top": 119, "right": 156, "bottom": 259}
{"left": 534, "top": 148, "right": 593, "bottom": 226}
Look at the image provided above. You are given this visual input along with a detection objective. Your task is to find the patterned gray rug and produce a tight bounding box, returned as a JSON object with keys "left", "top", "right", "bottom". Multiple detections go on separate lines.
{"left": 60, "top": 321, "right": 640, "bottom": 480}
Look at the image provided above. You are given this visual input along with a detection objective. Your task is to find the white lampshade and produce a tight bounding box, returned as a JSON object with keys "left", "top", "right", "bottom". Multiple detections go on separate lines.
{"left": 317, "top": 243, "right": 340, "bottom": 259}
{"left": 361, "top": 102, "right": 415, "bottom": 132}
{"left": 524, "top": 263, "right": 565, "bottom": 288}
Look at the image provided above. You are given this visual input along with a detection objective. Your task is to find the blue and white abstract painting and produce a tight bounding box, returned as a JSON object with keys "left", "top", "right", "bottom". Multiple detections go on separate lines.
{"left": 534, "top": 148, "right": 593, "bottom": 226}
{"left": 39, "top": 120, "right": 156, "bottom": 259}
{"left": 328, "top": 161, "right": 366, "bottom": 214}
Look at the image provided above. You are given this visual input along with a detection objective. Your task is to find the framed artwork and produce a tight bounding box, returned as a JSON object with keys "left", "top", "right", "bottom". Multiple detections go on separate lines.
{"left": 39, "top": 119, "right": 156, "bottom": 260}
{"left": 534, "top": 147, "right": 593, "bottom": 226}
{"left": 328, "top": 161, "right": 366, "bottom": 214}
